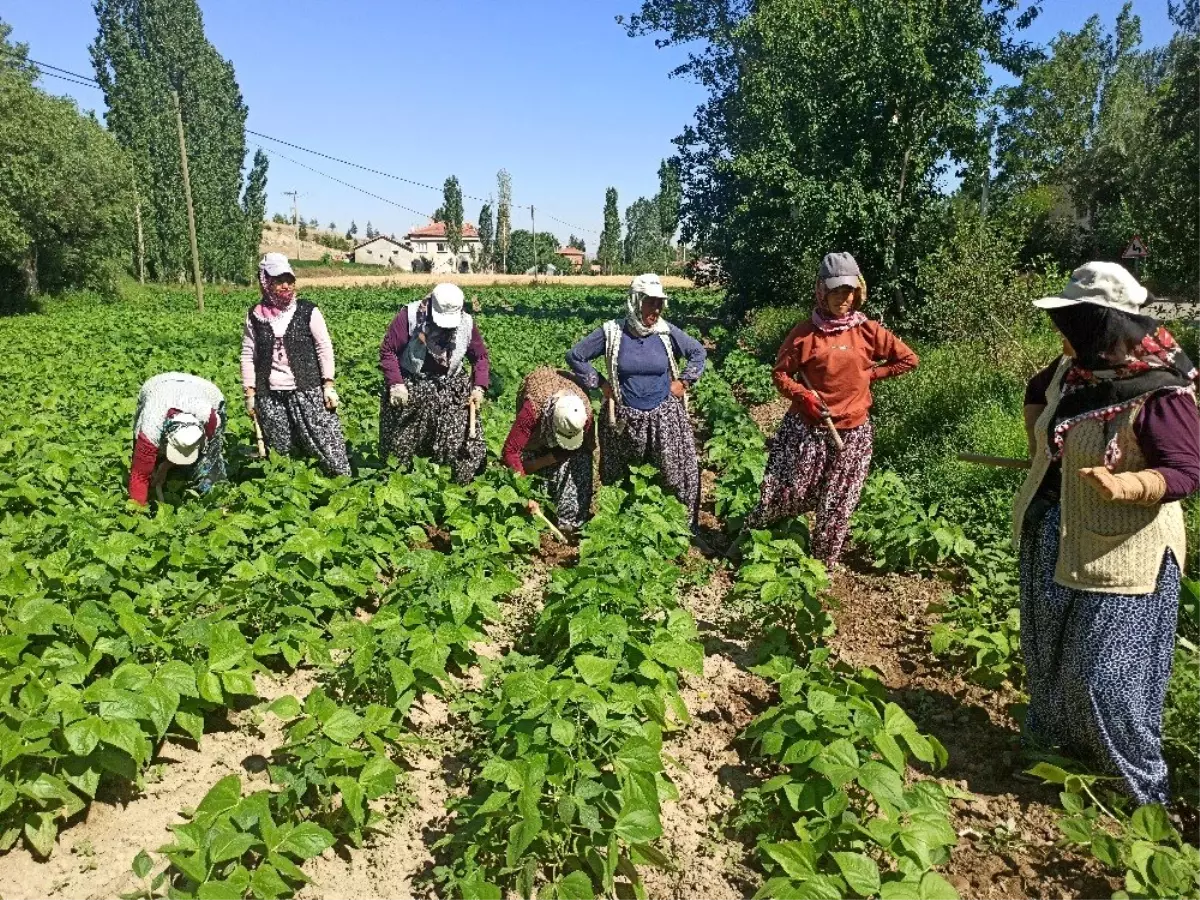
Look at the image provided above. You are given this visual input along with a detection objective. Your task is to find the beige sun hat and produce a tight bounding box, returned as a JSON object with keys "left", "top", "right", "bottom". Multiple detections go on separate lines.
{"left": 1033, "top": 261, "right": 1148, "bottom": 315}
{"left": 163, "top": 413, "right": 204, "bottom": 465}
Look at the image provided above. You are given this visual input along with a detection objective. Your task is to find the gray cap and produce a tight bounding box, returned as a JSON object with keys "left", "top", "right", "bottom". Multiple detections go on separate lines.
{"left": 819, "top": 252, "right": 862, "bottom": 290}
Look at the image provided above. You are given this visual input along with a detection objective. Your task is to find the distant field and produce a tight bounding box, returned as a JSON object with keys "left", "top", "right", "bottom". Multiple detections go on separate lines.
{"left": 292, "top": 269, "right": 697, "bottom": 289}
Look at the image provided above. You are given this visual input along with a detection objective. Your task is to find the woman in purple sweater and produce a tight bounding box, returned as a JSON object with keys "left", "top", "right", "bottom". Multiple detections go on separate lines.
{"left": 1015, "top": 262, "right": 1198, "bottom": 806}
{"left": 378, "top": 283, "right": 490, "bottom": 483}
{"left": 567, "top": 274, "right": 706, "bottom": 523}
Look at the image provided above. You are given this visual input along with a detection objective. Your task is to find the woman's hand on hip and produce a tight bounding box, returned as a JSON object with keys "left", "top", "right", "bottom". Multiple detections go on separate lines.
{"left": 670, "top": 380, "right": 686, "bottom": 399}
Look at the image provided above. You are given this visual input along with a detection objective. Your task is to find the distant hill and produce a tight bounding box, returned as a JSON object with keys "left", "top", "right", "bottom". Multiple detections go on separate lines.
{"left": 260, "top": 221, "right": 349, "bottom": 262}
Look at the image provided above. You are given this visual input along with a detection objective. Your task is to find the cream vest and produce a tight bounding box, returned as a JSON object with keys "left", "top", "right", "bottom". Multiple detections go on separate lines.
{"left": 1012, "top": 358, "right": 1187, "bottom": 595}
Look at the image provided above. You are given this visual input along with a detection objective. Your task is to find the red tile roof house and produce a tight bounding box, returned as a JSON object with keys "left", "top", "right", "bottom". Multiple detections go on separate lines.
{"left": 404, "top": 221, "right": 481, "bottom": 274}
{"left": 556, "top": 246, "right": 586, "bottom": 271}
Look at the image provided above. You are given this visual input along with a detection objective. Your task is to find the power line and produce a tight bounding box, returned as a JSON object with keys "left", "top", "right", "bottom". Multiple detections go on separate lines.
{"left": 36, "top": 70, "right": 102, "bottom": 90}
{"left": 4, "top": 48, "right": 605, "bottom": 236}
{"left": 256, "top": 144, "right": 435, "bottom": 222}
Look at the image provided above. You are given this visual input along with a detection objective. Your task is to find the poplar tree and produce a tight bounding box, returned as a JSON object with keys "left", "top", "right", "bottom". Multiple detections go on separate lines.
{"left": 92, "top": 0, "right": 263, "bottom": 283}
{"left": 598, "top": 187, "right": 621, "bottom": 274}
{"left": 477, "top": 202, "right": 495, "bottom": 272}
{"left": 442, "top": 175, "right": 464, "bottom": 256}
{"left": 496, "top": 169, "right": 512, "bottom": 273}
{"left": 241, "top": 149, "right": 268, "bottom": 267}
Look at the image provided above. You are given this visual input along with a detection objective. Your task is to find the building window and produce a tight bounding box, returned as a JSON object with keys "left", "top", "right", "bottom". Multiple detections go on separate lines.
{"left": 437, "top": 243, "right": 446, "bottom": 253}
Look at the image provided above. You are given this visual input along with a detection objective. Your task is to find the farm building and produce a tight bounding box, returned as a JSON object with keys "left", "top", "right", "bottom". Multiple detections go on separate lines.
{"left": 556, "top": 246, "right": 585, "bottom": 271}
{"left": 404, "top": 222, "right": 481, "bottom": 274}
{"left": 348, "top": 235, "right": 417, "bottom": 269}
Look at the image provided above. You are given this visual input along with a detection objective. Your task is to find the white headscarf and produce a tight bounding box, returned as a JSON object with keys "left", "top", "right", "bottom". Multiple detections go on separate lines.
{"left": 625, "top": 290, "right": 670, "bottom": 338}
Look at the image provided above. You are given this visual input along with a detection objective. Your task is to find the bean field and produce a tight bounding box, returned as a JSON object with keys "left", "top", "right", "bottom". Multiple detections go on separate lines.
{"left": 0, "top": 285, "right": 1195, "bottom": 900}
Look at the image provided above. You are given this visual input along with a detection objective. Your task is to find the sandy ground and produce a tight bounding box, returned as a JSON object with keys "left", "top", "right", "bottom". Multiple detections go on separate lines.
{"left": 295, "top": 273, "right": 696, "bottom": 289}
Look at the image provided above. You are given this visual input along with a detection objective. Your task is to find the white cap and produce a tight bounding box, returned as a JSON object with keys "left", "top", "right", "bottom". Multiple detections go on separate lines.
{"left": 552, "top": 394, "right": 588, "bottom": 451}
{"left": 1033, "top": 261, "right": 1148, "bottom": 316}
{"left": 259, "top": 252, "right": 295, "bottom": 279}
{"left": 163, "top": 413, "right": 204, "bottom": 465}
{"left": 430, "top": 283, "right": 465, "bottom": 328}
{"left": 630, "top": 273, "right": 669, "bottom": 300}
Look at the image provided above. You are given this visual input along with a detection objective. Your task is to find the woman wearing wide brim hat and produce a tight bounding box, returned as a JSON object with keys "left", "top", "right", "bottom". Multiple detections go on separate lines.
{"left": 1015, "top": 260, "right": 1199, "bottom": 805}
{"left": 566, "top": 273, "right": 707, "bottom": 525}
{"left": 378, "top": 282, "right": 491, "bottom": 483}
{"left": 742, "top": 252, "right": 918, "bottom": 568}
{"left": 240, "top": 253, "right": 351, "bottom": 476}
{"left": 501, "top": 366, "right": 595, "bottom": 538}
{"left": 128, "top": 372, "right": 227, "bottom": 504}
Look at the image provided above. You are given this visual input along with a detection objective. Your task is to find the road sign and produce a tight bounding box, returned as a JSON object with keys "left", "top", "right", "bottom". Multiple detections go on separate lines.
{"left": 1122, "top": 235, "right": 1149, "bottom": 259}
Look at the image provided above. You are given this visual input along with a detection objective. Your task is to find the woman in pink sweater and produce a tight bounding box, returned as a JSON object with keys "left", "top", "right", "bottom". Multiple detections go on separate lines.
{"left": 240, "top": 254, "right": 350, "bottom": 476}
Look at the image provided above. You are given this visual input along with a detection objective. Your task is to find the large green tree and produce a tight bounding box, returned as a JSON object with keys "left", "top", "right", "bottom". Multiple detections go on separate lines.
{"left": 623, "top": 197, "right": 662, "bottom": 270}
{"left": 656, "top": 157, "right": 681, "bottom": 253}
{"left": 623, "top": 0, "right": 1041, "bottom": 311}
{"left": 1, "top": 22, "right": 133, "bottom": 307}
{"left": 507, "top": 230, "right": 561, "bottom": 274}
{"left": 91, "top": 0, "right": 264, "bottom": 284}
{"left": 241, "top": 149, "right": 268, "bottom": 265}
{"left": 598, "top": 187, "right": 621, "bottom": 274}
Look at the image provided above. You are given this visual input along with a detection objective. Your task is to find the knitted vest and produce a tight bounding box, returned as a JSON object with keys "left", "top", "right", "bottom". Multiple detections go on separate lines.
{"left": 249, "top": 301, "right": 322, "bottom": 393}
{"left": 1012, "top": 358, "right": 1187, "bottom": 594}
{"left": 398, "top": 299, "right": 474, "bottom": 380}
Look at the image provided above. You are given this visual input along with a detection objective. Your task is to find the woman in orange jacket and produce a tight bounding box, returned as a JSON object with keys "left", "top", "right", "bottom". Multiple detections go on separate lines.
{"left": 745, "top": 252, "right": 918, "bottom": 566}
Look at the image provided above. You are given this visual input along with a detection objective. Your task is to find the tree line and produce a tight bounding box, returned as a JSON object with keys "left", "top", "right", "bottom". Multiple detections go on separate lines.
{"left": 620, "top": 0, "right": 1198, "bottom": 318}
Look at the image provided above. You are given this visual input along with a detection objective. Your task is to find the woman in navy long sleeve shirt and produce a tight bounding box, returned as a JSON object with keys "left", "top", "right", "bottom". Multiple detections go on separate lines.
{"left": 567, "top": 273, "right": 706, "bottom": 523}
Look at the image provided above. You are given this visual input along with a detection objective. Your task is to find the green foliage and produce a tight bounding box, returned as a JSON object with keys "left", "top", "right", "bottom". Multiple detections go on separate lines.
{"left": 91, "top": 0, "right": 260, "bottom": 284}
{"left": 656, "top": 158, "right": 681, "bottom": 247}
{"left": 690, "top": 369, "right": 766, "bottom": 528}
{"left": 506, "top": 230, "right": 560, "bottom": 275}
{"left": 434, "top": 474, "right": 700, "bottom": 898}
{"left": 623, "top": 196, "right": 663, "bottom": 271}
{"left": 0, "top": 23, "right": 133, "bottom": 306}
{"left": 1031, "top": 762, "right": 1200, "bottom": 899}
{"left": 496, "top": 169, "right": 512, "bottom": 274}
{"left": 477, "top": 202, "right": 494, "bottom": 272}
{"left": 730, "top": 529, "right": 834, "bottom": 653}
{"left": 852, "top": 472, "right": 976, "bottom": 575}
{"left": 721, "top": 348, "right": 776, "bottom": 404}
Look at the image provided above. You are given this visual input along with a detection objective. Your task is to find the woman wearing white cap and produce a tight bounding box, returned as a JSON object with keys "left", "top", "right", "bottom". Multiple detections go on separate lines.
{"left": 567, "top": 273, "right": 706, "bottom": 523}
{"left": 240, "top": 253, "right": 351, "bottom": 476}
{"left": 501, "top": 367, "right": 595, "bottom": 537}
{"left": 128, "top": 372, "right": 227, "bottom": 505}
{"left": 1014, "top": 261, "right": 1198, "bottom": 806}
{"left": 379, "top": 282, "right": 491, "bottom": 483}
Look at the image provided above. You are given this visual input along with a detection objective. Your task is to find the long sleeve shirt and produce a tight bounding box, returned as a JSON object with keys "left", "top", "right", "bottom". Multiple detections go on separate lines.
{"left": 1025, "top": 360, "right": 1200, "bottom": 502}
{"left": 129, "top": 373, "right": 223, "bottom": 504}
{"left": 240, "top": 305, "right": 335, "bottom": 392}
{"left": 501, "top": 400, "right": 595, "bottom": 475}
{"left": 378, "top": 311, "right": 490, "bottom": 388}
{"left": 566, "top": 322, "right": 706, "bottom": 410}
{"left": 773, "top": 320, "right": 918, "bottom": 429}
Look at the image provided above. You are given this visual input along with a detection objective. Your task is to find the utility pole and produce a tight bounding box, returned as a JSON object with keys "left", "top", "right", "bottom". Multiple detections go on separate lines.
{"left": 284, "top": 190, "right": 302, "bottom": 261}
{"left": 171, "top": 88, "right": 203, "bottom": 312}
{"left": 530, "top": 205, "right": 537, "bottom": 283}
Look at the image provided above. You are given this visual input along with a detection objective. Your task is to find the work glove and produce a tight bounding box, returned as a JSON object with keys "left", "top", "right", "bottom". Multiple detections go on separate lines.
{"left": 323, "top": 383, "right": 340, "bottom": 410}
{"left": 470, "top": 386, "right": 485, "bottom": 408}
{"left": 1078, "top": 467, "right": 1167, "bottom": 505}
{"left": 244, "top": 391, "right": 256, "bottom": 418}
{"left": 797, "top": 388, "right": 829, "bottom": 424}
{"left": 389, "top": 383, "right": 409, "bottom": 408}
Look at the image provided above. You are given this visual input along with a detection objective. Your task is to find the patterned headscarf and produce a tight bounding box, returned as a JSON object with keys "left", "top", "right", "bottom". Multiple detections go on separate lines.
{"left": 256, "top": 266, "right": 296, "bottom": 319}
{"left": 1046, "top": 303, "right": 1197, "bottom": 465}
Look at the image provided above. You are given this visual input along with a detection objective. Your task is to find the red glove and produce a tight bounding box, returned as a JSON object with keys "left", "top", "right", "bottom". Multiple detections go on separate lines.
{"left": 797, "top": 389, "right": 828, "bottom": 423}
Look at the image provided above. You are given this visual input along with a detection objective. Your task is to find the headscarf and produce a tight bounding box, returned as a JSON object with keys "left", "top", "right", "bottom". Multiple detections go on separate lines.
{"left": 625, "top": 290, "right": 670, "bottom": 338}
{"left": 811, "top": 278, "right": 868, "bottom": 334}
{"left": 413, "top": 295, "right": 456, "bottom": 369}
{"left": 255, "top": 266, "right": 296, "bottom": 320}
{"left": 1046, "top": 303, "right": 1196, "bottom": 465}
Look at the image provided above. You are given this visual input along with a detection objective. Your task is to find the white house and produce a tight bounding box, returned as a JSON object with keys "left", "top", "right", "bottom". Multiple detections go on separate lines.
{"left": 404, "top": 222, "right": 481, "bottom": 274}
{"left": 349, "top": 235, "right": 417, "bottom": 269}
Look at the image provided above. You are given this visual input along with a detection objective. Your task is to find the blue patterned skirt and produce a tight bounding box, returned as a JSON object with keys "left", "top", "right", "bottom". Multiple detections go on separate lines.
{"left": 1019, "top": 504, "right": 1180, "bottom": 804}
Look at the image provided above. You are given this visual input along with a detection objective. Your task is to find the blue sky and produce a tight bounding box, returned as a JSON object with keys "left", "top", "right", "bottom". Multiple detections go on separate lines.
{"left": 4, "top": 1, "right": 1178, "bottom": 247}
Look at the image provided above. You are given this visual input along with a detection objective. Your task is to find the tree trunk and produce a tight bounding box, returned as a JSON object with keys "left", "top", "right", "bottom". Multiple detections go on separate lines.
{"left": 18, "top": 243, "right": 38, "bottom": 301}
